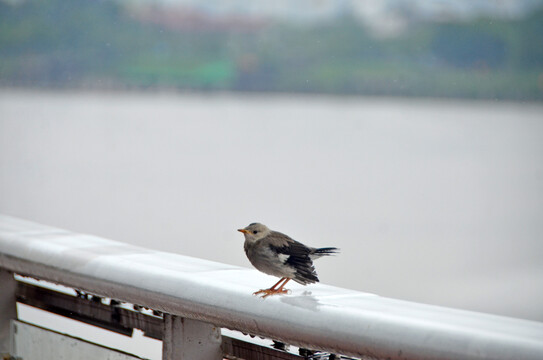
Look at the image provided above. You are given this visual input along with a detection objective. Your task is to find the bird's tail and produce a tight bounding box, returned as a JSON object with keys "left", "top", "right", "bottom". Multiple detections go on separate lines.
{"left": 312, "top": 247, "right": 339, "bottom": 257}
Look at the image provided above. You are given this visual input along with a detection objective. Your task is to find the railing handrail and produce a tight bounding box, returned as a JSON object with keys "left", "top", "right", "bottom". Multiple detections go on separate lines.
{"left": 1, "top": 214, "right": 543, "bottom": 360}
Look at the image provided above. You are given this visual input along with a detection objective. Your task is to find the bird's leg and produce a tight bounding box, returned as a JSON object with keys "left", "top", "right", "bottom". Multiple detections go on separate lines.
{"left": 253, "top": 277, "right": 291, "bottom": 298}
{"left": 276, "top": 278, "right": 291, "bottom": 293}
{"left": 270, "top": 277, "right": 288, "bottom": 291}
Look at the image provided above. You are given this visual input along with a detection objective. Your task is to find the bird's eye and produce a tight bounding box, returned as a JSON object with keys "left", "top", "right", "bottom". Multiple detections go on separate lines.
{"left": 253, "top": 230, "right": 258, "bottom": 234}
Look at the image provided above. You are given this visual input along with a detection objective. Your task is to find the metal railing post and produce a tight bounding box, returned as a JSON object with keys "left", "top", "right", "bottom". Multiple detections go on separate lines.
{"left": 162, "top": 314, "right": 222, "bottom": 360}
{"left": 0, "top": 269, "right": 16, "bottom": 357}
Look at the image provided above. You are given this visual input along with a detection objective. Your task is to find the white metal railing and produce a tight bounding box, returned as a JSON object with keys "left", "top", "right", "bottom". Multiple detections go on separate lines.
{"left": 1, "top": 214, "right": 543, "bottom": 360}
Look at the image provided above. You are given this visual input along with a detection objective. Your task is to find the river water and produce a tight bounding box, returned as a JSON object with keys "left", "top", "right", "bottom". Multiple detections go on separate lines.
{"left": 1, "top": 90, "right": 542, "bottom": 326}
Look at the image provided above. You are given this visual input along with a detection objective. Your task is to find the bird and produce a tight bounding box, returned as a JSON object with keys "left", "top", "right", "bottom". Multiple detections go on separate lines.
{"left": 238, "top": 223, "right": 338, "bottom": 298}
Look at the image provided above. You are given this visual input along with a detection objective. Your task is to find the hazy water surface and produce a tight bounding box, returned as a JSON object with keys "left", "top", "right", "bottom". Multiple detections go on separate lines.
{"left": 1, "top": 90, "right": 543, "bottom": 323}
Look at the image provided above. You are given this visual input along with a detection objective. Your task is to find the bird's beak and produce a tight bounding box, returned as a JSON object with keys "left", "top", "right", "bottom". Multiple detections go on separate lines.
{"left": 238, "top": 229, "right": 248, "bottom": 234}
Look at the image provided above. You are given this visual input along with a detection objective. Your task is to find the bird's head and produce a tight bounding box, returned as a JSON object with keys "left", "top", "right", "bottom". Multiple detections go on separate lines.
{"left": 238, "top": 223, "right": 271, "bottom": 242}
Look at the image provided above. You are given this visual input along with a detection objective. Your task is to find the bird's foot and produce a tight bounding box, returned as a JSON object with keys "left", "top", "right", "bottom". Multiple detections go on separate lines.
{"left": 253, "top": 287, "right": 289, "bottom": 298}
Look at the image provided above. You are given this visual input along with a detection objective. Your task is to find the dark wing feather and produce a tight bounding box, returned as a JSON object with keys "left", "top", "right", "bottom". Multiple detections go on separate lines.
{"left": 267, "top": 231, "right": 319, "bottom": 285}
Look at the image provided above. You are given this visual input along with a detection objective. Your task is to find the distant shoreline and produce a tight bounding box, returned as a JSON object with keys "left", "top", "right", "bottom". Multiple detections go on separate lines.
{"left": 1, "top": 85, "right": 542, "bottom": 104}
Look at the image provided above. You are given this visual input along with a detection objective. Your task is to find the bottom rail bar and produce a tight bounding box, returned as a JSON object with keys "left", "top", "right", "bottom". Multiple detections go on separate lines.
{"left": 16, "top": 280, "right": 154, "bottom": 338}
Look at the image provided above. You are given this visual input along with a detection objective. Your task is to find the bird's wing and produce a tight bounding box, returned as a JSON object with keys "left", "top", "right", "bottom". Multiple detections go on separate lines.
{"left": 263, "top": 231, "right": 302, "bottom": 248}
{"left": 265, "top": 231, "right": 318, "bottom": 284}
{"left": 262, "top": 231, "right": 292, "bottom": 248}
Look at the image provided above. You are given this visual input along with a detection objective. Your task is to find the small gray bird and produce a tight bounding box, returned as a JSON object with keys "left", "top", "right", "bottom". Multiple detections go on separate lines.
{"left": 238, "top": 223, "right": 338, "bottom": 298}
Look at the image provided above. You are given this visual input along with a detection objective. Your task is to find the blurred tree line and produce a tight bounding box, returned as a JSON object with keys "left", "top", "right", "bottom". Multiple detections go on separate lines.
{"left": 1, "top": 0, "right": 542, "bottom": 100}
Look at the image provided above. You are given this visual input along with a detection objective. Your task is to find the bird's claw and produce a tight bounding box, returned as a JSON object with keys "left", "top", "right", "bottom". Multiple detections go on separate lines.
{"left": 253, "top": 287, "right": 289, "bottom": 298}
